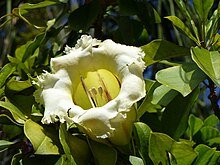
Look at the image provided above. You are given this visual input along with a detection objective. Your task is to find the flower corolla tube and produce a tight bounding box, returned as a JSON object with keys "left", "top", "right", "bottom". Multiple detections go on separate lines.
{"left": 34, "top": 35, "right": 146, "bottom": 145}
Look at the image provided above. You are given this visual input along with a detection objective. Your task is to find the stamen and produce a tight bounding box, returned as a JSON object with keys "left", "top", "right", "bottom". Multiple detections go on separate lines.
{"left": 89, "top": 88, "right": 98, "bottom": 107}
{"left": 98, "top": 86, "right": 103, "bottom": 96}
{"left": 91, "top": 87, "right": 97, "bottom": 95}
{"left": 80, "top": 76, "right": 96, "bottom": 108}
{"left": 97, "top": 72, "right": 112, "bottom": 102}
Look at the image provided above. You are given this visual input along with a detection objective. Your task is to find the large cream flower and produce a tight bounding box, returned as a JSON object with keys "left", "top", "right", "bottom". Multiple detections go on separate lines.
{"left": 34, "top": 35, "right": 146, "bottom": 145}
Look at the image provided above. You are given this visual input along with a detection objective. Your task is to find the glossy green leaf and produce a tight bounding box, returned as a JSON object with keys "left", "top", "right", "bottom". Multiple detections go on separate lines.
{"left": 11, "top": 35, "right": 43, "bottom": 74}
{"left": 207, "top": 137, "right": 220, "bottom": 146}
{"left": 191, "top": 47, "right": 220, "bottom": 87}
{"left": 7, "top": 55, "right": 29, "bottom": 76}
{"left": 161, "top": 88, "right": 200, "bottom": 140}
{"left": 0, "top": 101, "right": 27, "bottom": 122}
{"left": 0, "top": 114, "right": 23, "bottom": 126}
{"left": 171, "top": 141, "right": 197, "bottom": 165}
{"left": 0, "top": 63, "right": 16, "bottom": 88}
{"left": 187, "top": 114, "right": 204, "bottom": 140}
{"left": 134, "top": 122, "right": 152, "bottom": 164}
{"left": 0, "top": 87, "right": 4, "bottom": 99}
{"left": 156, "top": 63, "right": 206, "bottom": 96}
{"left": 213, "top": 34, "right": 220, "bottom": 51}
{"left": 24, "top": 119, "right": 60, "bottom": 155}
{"left": 18, "top": 1, "right": 57, "bottom": 10}
{"left": 174, "top": 0, "right": 192, "bottom": 21}
{"left": 55, "top": 155, "right": 77, "bottom": 165}
{"left": 89, "top": 140, "right": 117, "bottom": 165}
{"left": 0, "top": 140, "right": 15, "bottom": 151}
{"left": 193, "top": 0, "right": 214, "bottom": 22}
{"left": 6, "top": 80, "right": 32, "bottom": 92}
{"left": 68, "top": 0, "right": 100, "bottom": 32}
{"left": 198, "top": 126, "right": 220, "bottom": 142}
{"left": 21, "top": 33, "right": 45, "bottom": 62}
{"left": 204, "top": 114, "right": 219, "bottom": 127}
{"left": 165, "top": 16, "right": 198, "bottom": 44}
{"left": 137, "top": 80, "right": 161, "bottom": 118}
{"left": 129, "top": 156, "right": 144, "bottom": 165}
{"left": 149, "top": 132, "right": 174, "bottom": 165}
{"left": 151, "top": 85, "right": 178, "bottom": 106}
{"left": 5, "top": 84, "right": 35, "bottom": 117}
{"left": 141, "top": 39, "right": 190, "bottom": 66}
{"left": 174, "top": 0, "right": 199, "bottom": 40}
{"left": 59, "top": 124, "right": 90, "bottom": 165}
{"left": 206, "top": 4, "right": 220, "bottom": 39}
{"left": 194, "top": 144, "right": 220, "bottom": 165}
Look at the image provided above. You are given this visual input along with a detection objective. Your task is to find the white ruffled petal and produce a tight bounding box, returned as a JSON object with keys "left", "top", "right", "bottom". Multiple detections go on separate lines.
{"left": 34, "top": 35, "right": 146, "bottom": 145}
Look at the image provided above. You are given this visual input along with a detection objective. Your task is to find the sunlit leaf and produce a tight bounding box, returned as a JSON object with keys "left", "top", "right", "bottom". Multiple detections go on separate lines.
{"left": 129, "top": 156, "right": 145, "bottom": 165}
{"left": 206, "top": 7, "right": 220, "bottom": 39}
{"left": 187, "top": 114, "right": 204, "bottom": 140}
{"left": 174, "top": 0, "right": 200, "bottom": 40}
{"left": 171, "top": 141, "right": 197, "bottom": 165}
{"left": 0, "top": 114, "right": 23, "bottom": 126}
{"left": 0, "top": 101, "right": 27, "bottom": 122}
{"left": 165, "top": 16, "right": 199, "bottom": 44}
{"left": 193, "top": 0, "right": 214, "bottom": 22}
{"left": 191, "top": 47, "right": 220, "bottom": 87}
{"left": 197, "top": 126, "right": 220, "bottom": 143}
{"left": 18, "top": 1, "right": 57, "bottom": 10}
{"left": 0, "top": 63, "right": 16, "bottom": 89}
{"left": 0, "top": 140, "right": 15, "bottom": 152}
{"left": 174, "top": 0, "right": 192, "bottom": 21}
{"left": 204, "top": 114, "right": 219, "bottom": 127}
{"left": 149, "top": 132, "right": 174, "bottom": 165}
{"left": 21, "top": 33, "right": 45, "bottom": 62}
{"left": 194, "top": 144, "right": 220, "bottom": 165}
{"left": 141, "top": 39, "right": 190, "bottom": 66}
{"left": 24, "top": 119, "right": 60, "bottom": 155}
{"left": 156, "top": 63, "right": 206, "bottom": 96}
{"left": 10, "top": 35, "right": 43, "bottom": 75}
{"left": 207, "top": 137, "right": 220, "bottom": 146}
{"left": 151, "top": 85, "right": 178, "bottom": 106}
{"left": 6, "top": 80, "right": 32, "bottom": 92}
{"left": 55, "top": 154, "right": 77, "bottom": 165}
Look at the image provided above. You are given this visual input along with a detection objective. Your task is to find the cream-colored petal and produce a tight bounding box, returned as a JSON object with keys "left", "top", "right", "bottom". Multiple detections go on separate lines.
{"left": 35, "top": 35, "right": 146, "bottom": 145}
{"left": 34, "top": 69, "right": 84, "bottom": 124}
{"left": 72, "top": 100, "right": 136, "bottom": 145}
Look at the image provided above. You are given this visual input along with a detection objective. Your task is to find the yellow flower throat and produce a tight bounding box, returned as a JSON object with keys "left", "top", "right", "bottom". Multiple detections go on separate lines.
{"left": 73, "top": 69, "right": 120, "bottom": 109}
